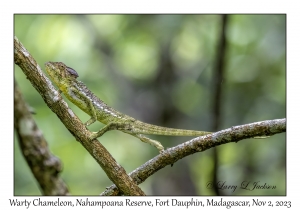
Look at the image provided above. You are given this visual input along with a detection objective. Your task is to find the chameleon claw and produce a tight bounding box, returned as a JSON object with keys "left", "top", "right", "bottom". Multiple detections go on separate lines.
{"left": 157, "top": 145, "right": 165, "bottom": 153}
{"left": 89, "top": 132, "right": 99, "bottom": 141}
{"left": 159, "top": 149, "right": 165, "bottom": 154}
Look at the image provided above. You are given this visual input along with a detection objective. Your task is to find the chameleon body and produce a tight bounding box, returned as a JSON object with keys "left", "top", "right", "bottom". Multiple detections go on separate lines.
{"left": 45, "top": 62, "right": 211, "bottom": 152}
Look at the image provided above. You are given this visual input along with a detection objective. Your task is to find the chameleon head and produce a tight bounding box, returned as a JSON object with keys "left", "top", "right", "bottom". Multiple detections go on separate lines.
{"left": 45, "top": 62, "right": 79, "bottom": 86}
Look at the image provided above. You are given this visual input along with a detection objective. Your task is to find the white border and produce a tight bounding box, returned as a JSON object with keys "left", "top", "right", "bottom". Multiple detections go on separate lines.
{"left": 2, "top": 0, "right": 298, "bottom": 209}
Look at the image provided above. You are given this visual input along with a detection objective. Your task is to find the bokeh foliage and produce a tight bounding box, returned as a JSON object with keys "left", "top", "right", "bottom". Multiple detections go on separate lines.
{"left": 14, "top": 14, "right": 285, "bottom": 195}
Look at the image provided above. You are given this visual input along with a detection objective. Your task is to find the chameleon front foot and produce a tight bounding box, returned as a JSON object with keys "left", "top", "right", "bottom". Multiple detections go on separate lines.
{"left": 84, "top": 117, "right": 96, "bottom": 127}
{"left": 89, "top": 132, "right": 99, "bottom": 141}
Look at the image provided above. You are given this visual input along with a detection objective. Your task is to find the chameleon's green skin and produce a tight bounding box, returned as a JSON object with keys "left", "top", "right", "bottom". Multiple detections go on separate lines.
{"left": 45, "top": 62, "right": 211, "bottom": 151}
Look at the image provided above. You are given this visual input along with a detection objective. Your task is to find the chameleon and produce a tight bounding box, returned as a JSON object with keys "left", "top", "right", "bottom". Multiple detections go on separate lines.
{"left": 45, "top": 61, "right": 211, "bottom": 152}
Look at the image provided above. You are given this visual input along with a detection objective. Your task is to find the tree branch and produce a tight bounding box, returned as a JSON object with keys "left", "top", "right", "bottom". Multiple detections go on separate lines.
{"left": 101, "top": 118, "right": 286, "bottom": 195}
{"left": 14, "top": 79, "right": 69, "bottom": 195}
{"left": 211, "top": 14, "right": 229, "bottom": 195}
{"left": 14, "top": 36, "right": 145, "bottom": 196}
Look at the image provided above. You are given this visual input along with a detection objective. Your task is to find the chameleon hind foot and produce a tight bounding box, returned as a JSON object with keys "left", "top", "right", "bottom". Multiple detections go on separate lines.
{"left": 133, "top": 134, "right": 164, "bottom": 152}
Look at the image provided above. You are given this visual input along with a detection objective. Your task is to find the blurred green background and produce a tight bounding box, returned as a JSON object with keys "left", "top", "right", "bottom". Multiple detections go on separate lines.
{"left": 14, "top": 15, "right": 286, "bottom": 195}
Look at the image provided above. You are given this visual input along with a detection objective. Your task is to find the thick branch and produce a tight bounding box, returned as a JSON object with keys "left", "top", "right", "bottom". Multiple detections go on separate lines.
{"left": 14, "top": 36, "right": 145, "bottom": 196}
{"left": 101, "top": 118, "right": 286, "bottom": 195}
{"left": 14, "top": 80, "right": 69, "bottom": 195}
